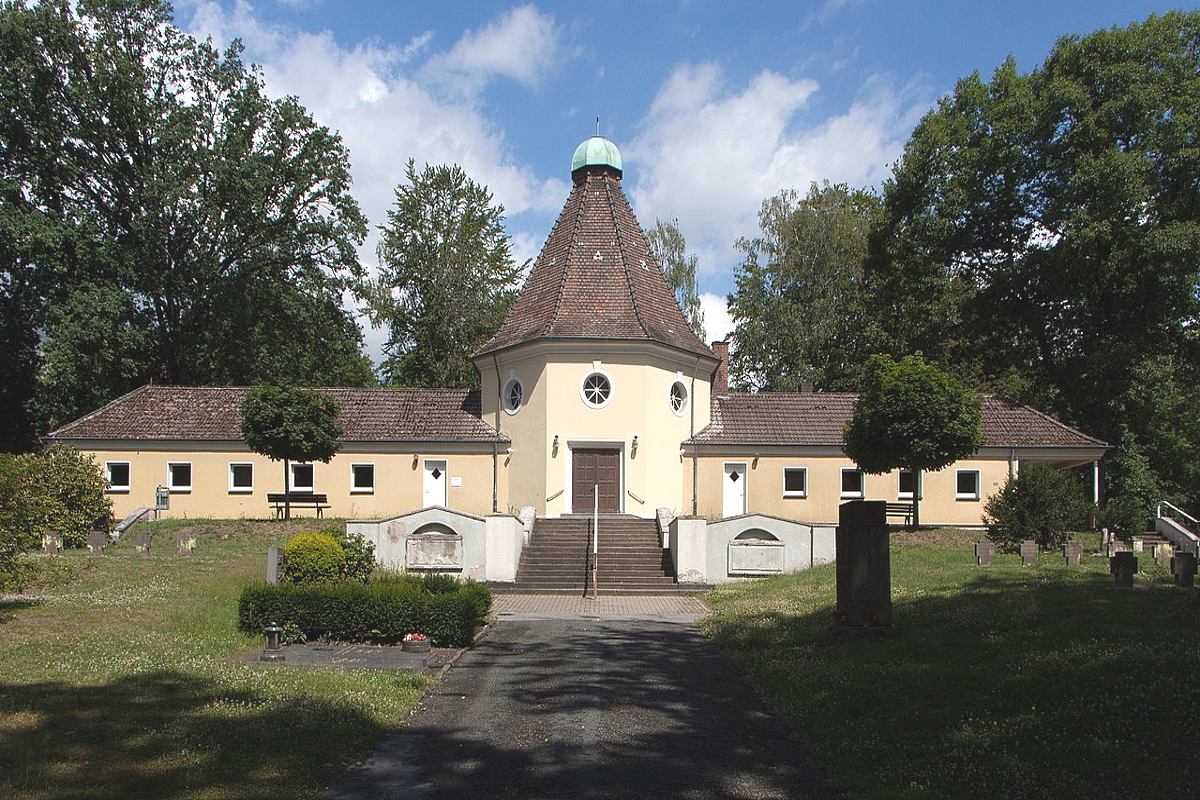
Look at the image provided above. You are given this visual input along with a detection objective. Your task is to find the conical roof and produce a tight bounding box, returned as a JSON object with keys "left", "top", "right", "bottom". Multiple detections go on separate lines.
{"left": 474, "top": 138, "right": 713, "bottom": 360}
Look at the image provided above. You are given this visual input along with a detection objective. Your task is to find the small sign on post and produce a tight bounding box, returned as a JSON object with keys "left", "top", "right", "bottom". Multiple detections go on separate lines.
{"left": 154, "top": 485, "right": 170, "bottom": 520}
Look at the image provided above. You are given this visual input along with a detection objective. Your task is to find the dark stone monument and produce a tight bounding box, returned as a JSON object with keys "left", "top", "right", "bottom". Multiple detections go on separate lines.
{"left": 131, "top": 530, "right": 152, "bottom": 556}
{"left": 1063, "top": 540, "right": 1083, "bottom": 567}
{"left": 1110, "top": 551, "right": 1138, "bottom": 587}
{"left": 41, "top": 531, "right": 62, "bottom": 556}
{"left": 834, "top": 500, "right": 892, "bottom": 636}
{"left": 175, "top": 531, "right": 195, "bottom": 557}
{"left": 975, "top": 540, "right": 994, "bottom": 566}
{"left": 87, "top": 531, "right": 107, "bottom": 556}
{"left": 266, "top": 547, "right": 281, "bottom": 584}
{"left": 1020, "top": 540, "right": 1038, "bottom": 566}
{"left": 1171, "top": 552, "right": 1196, "bottom": 589}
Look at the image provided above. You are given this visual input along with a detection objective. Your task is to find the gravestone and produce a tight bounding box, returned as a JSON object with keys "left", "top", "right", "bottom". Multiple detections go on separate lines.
{"left": 131, "top": 530, "right": 152, "bottom": 556}
{"left": 975, "top": 540, "right": 994, "bottom": 566}
{"left": 1155, "top": 544, "right": 1173, "bottom": 566}
{"left": 1171, "top": 552, "right": 1196, "bottom": 589}
{"left": 41, "top": 531, "right": 62, "bottom": 556}
{"left": 834, "top": 500, "right": 892, "bottom": 635}
{"left": 266, "top": 547, "right": 280, "bottom": 584}
{"left": 1062, "top": 540, "right": 1082, "bottom": 567}
{"left": 1110, "top": 551, "right": 1138, "bottom": 587}
{"left": 1020, "top": 541, "right": 1038, "bottom": 566}
{"left": 175, "top": 531, "right": 195, "bottom": 557}
{"left": 87, "top": 531, "right": 107, "bottom": 556}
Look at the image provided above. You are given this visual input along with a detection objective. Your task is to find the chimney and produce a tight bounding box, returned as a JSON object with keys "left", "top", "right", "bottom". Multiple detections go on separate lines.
{"left": 711, "top": 341, "right": 729, "bottom": 395}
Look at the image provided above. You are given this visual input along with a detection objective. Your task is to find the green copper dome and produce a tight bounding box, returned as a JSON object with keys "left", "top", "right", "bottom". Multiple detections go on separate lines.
{"left": 571, "top": 135, "right": 622, "bottom": 175}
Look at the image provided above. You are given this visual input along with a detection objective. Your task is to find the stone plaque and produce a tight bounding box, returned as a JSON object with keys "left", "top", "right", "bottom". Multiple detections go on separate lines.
{"left": 42, "top": 531, "right": 62, "bottom": 556}
{"left": 406, "top": 533, "right": 463, "bottom": 570}
{"left": 975, "top": 540, "right": 994, "bottom": 566}
{"left": 87, "top": 531, "right": 107, "bottom": 556}
{"left": 175, "top": 531, "right": 195, "bottom": 557}
{"left": 131, "top": 530, "right": 152, "bottom": 556}
{"left": 728, "top": 540, "right": 785, "bottom": 575}
{"left": 1063, "top": 540, "right": 1082, "bottom": 567}
{"left": 1020, "top": 541, "right": 1038, "bottom": 566}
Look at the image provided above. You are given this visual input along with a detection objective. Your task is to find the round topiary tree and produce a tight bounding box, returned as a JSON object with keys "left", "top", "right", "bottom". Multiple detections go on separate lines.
{"left": 281, "top": 531, "right": 346, "bottom": 584}
{"left": 983, "top": 465, "right": 1092, "bottom": 552}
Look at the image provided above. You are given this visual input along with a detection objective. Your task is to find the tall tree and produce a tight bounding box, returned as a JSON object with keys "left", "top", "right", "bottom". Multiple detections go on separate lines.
{"left": 367, "top": 160, "right": 522, "bottom": 389}
{"left": 869, "top": 12, "right": 1200, "bottom": 504}
{"left": 0, "top": 0, "right": 371, "bottom": 436}
{"left": 843, "top": 354, "right": 983, "bottom": 527}
{"left": 646, "top": 217, "right": 704, "bottom": 339}
{"left": 729, "top": 182, "right": 879, "bottom": 391}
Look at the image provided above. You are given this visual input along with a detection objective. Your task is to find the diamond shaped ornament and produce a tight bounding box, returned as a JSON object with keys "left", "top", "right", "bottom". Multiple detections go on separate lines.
{"left": 431, "top": 468, "right": 442, "bottom": 480}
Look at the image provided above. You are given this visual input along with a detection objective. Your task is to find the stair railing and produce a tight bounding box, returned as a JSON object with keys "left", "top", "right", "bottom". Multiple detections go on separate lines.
{"left": 1158, "top": 500, "right": 1199, "bottom": 531}
{"left": 592, "top": 484, "right": 599, "bottom": 600}
{"left": 1156, "top": 500, "right": 1200, "bottom": 556}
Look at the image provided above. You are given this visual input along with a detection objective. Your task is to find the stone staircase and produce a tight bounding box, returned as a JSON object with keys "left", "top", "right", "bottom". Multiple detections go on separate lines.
{"left": 500, "top": 515, "right": 684, "bottom": 595}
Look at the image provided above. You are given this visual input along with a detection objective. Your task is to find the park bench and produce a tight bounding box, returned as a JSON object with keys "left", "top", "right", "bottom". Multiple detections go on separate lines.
{"left": 885, "top": 502, "right": 915, "bottom": 527}
{"left": 267, "top": 492, "right": 330, "bottom": 519}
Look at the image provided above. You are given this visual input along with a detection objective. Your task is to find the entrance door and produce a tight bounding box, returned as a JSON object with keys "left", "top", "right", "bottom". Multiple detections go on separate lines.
{"left": 723, "top": 462, "right": 747, "bottom": 518}
{"left": 572, "top": 448, "right": 621, "bottom": 513}
{"left": 423, "top": 459, "right": 447, "bottom": 507}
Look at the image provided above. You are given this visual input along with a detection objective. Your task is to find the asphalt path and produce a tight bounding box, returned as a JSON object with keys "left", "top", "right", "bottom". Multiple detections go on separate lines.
{"left": 325, "top": 616, "right": 834, "bottom": 799}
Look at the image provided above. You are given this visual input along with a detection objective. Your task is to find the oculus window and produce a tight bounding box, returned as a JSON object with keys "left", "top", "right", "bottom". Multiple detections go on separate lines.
{"left": 581, "top": 371, "right": 612, "bottom": 408}
{"left": 503, "top": 378, "right": 524, "bottom": 415}
{"left": 669, "top": 380, "right": 688, "bottom": 416}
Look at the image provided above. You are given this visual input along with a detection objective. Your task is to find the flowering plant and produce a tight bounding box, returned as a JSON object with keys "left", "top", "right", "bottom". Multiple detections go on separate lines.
{"left": 403, "top": 632, "right": 428, "bottom": 642}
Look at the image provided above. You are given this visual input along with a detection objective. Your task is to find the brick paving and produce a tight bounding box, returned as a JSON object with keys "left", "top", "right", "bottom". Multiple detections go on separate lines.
{"left": 492, "top": 593, "right": 709, "bottom": 622}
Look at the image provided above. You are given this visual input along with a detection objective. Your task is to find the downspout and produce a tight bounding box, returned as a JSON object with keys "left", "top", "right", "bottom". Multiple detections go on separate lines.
{"left": 689, "top": 355, "right": 701, "bottom": 516}
{"left": 492, "top": 355, "right": 502, "bottom": 514}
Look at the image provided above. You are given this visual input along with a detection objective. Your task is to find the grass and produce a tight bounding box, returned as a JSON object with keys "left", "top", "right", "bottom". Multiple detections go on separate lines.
{"left": 701, "top": 529, "right": 1200, "bottom": 799}
{"left": 0, "top": 519, "right": 426, "bottom": 800}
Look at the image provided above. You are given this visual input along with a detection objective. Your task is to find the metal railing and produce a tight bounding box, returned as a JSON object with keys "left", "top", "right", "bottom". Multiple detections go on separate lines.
{"left": 591, "top": 484, "right": 599, "bottom": 600}
{"left": 1158, "top": 500, "right": 1199, "bottom": 531}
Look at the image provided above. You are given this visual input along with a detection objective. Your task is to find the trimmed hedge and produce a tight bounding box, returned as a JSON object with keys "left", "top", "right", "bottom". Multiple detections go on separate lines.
{"left": 238, "top": 578, "right": 491, "bottom": 647}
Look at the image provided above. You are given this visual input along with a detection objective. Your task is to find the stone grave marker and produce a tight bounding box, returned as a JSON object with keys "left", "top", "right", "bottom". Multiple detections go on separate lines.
{"left": 87, "top": 531, "right": 107, "bottom": 556}
{"left": 1171, "top": 552, "right": 1196, "bottom": 589}
{"left": 975, "top": 540, "right": 994, "bottom": 566}
{"left": 1155, "top": 544, "right": 1173, "bottom": 566}
{"left": 834, "top": 500, "right": 892, "bottom": 636}
{"left": 266, "top": 546, "right": 280, "bottom": 584}
{"left": 175, "top": 531, "right": 195, "bottom": 557}
{"left": 41, "top": 531, "right": 62, "bottom": 556}
{"left": 1020, "top": 540, "right": 1038, "bottom": 566}
{"left": 131, "top": 530, "right": 152, "bottom": 556}
{"left": 1062, "top": 540, "right": 1082, "bottom": 567}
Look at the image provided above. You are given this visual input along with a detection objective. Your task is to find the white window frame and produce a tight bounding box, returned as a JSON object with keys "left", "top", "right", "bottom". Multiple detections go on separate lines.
{"left": 840, "top": 467, "right": 865, "bottom": 499}
{"left": 290, "top": 462, "right": 315, "bottom": 493}
{"left": 956, "top": 469, "right": 981, "bottom": 501}
{"left": 580, "top": 369, "right": 614, "bottom": 409}
{"left": 782, "top": 467, "right": 808, "bottom": 498}
{"left": 350, "top": 463, "right": 375, "bottom": 494}
{"left": 502, "top": 377, "right": 524, "bottom": 415}
{"left": 897, "top": 468, "right": 922, "bottom": 500}
{"left": 228, "top": 462, "right": 254, "bottom": 494}
{"left": 669, "top": 379, "right": 689, "bottom": 417}
{"left": 105, "top": 461, "right": 131, "bottom": 493}
{"left": 167, "top": 462, "right": 193, "bottom": 493}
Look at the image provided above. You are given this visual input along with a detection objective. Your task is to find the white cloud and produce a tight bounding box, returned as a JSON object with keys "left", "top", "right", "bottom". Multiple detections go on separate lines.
{"left": 699, "top": 292, "right": 735, "bottom": 344}
{"left": 422, "top": 4, "right": 560, "bottom": 94}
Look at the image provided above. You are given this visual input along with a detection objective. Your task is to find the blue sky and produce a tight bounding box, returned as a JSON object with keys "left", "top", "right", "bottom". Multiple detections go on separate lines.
{"left": 177, "top": 0, "right": 1184, "bottom": 354}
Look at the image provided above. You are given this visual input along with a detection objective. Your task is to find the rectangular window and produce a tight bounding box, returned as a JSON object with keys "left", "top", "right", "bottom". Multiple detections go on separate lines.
{"left": 898, "top": 469, "right": 921, "bottom": 500}
{"left": 840, "top": 468, "right": 864, "bottom": 499}
{"left": 351, "top": 463, "right": 375, "bottom": 494}
{"left": 167, "top": 462, "right": 192, "bottom": 493}
{"left": 105, "top": 461, "right": 130, "bottom": 493}
{"left": 782, "top": 467, "right": 807, "bottom": 498}
{"left": 290, "top": 463, "right": 314, "bottom": 492}
{"left": 956, "top": 469, "right": 981, "bottom": 500}
{"left": 229, "top": 463, "right": 253, "bottom": 493}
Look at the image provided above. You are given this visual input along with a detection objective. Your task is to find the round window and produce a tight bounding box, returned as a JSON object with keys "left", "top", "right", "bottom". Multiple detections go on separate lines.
{"left": 580, "top": 371, "right": 612, "bottom": 408}
{"left": 669, "top": 380, "right": 688, "bottom": 416}
{"left": 503, "top": 378, "right": 523, "bottom": 415}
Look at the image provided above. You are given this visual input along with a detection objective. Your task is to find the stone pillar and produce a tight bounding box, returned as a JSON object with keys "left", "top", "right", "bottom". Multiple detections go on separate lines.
{"left": 835, "top": 500, "right": 891, "bottom": 633}
{"left": 266, "top": 547, "right": 280, "bottom": 584}
{"left": 670, "top": 516, "right": 709, "bottom": 584}
{"left": 484, "top": 514, "right": 523, "bottom": 583}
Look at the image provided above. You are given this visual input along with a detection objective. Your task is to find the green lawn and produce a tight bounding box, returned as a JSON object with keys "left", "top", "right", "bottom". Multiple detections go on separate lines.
{"left": 0, "top": 519, "right": 426, "bottom": 800}
{"left": 701, "top": 530, "right": 1200, "bottom": 800}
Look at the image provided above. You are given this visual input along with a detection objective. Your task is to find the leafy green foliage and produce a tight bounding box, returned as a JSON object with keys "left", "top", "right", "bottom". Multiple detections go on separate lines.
{"left": 366, "top": 160, "right": 522, "bottom": 388}
{"left": 325, "top": 528, "right": 376, "bottom": 583}
{"left": 869, "top": 12, "right": 1200, "bottom": 506}
{"left": 729, "top": 182, "right": 879, "bottom": 391}
{"left": 0, "top": 445, "right": 114, "bottom": 552}
{"left": 984, "top": 465, "right": 1092, "bottom": 551}
{"left": 647, "top": 217, "right": 704, "bottom": 339}
{"left": 280, "top": 532, "right": 346, "bottom": 585}
{"left": 1, "top": 0, "right": 371, "bottom": 433}
{"left": 1095, "top": 495, "right": 1152, "bottom": 540}
{"left": 240, "top": 386, "right": 342, "bottom": 466}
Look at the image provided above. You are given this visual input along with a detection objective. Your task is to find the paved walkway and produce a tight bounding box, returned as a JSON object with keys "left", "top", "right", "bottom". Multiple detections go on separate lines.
{"left": 324, "top": 595, "right": 833, "bottom": 799}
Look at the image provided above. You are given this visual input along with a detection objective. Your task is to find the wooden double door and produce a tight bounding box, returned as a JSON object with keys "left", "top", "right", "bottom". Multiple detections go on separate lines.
{"left": 572, "top": 448, "right": 621, "bottom": 513}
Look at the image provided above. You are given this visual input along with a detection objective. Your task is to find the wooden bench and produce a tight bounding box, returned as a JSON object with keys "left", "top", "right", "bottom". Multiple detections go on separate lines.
{"left": 885, "top": 502, "right": 915, "bottom": 527}
{"left": 267, "top": 492, "right": 331, "bottom": 519}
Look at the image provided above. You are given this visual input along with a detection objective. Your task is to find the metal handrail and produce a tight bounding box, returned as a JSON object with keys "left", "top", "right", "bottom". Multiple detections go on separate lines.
{"left": 1158, "top": 500, "right": 1199, "bottom": 531}
{"left": 592, "top": 484, "right": 599, "bottom": 600}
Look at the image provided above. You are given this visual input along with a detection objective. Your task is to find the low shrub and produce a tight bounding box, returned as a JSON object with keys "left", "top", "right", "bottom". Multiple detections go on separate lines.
{"left": 0, "top": 446, "right": 113, "bottom": 552}
{"left": 281, "top": 532, "right": 345, "bottom": 584}
{"left": 332, "top": 529, "right": 376, "bottom": 582}
{"left": 984, "top": 465, "right": 1092, "bottom": 552}
{"left": 1096, "top": 495, "right": 1152, "bottom": 540}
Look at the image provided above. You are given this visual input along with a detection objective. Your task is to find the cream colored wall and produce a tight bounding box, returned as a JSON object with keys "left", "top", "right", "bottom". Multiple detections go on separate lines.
{"left": 478, "top": 344, "right": 714, "bottom": 517}
{"left": 691, "top": 450, "right": 1012, "bottom": 526}
{"left": 81, "top": 445, "right": 501, "bottom": 521}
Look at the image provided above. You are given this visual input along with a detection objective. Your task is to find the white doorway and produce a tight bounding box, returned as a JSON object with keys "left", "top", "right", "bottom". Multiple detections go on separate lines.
{"left": 723, "top": 462, "right": 747, "bottom": 518}
{"left": 423, "top": 459, "right": 448, "bottom": 507}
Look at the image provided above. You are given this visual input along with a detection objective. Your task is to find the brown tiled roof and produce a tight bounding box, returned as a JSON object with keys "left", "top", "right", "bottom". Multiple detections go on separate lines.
{"left": 687, "top": 393, "right": 1107, "bottom": 449}
{"left": 474, "top": 167, "right": 714, "bottom": 359}
{"left": 47, "top": 385, "right": 508, "bottom": 444}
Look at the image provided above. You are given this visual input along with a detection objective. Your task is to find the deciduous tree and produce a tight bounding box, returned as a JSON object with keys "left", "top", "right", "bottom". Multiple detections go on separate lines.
{"left": 647, "top": 217, "right": 704, "bottom": 339}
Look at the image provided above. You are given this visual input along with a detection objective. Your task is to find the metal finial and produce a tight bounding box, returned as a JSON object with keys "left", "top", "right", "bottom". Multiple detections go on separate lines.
{"left": 595, "top": 115, "right": 600, "bottom": 136}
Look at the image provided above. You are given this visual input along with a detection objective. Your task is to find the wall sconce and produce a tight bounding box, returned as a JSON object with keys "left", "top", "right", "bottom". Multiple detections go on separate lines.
{"left": 752, "top": 453, "right": 760, "bottom": 469}
{"left": 506, "top": 446, "right": 514, "bottom": 455}
{"left": 412, "top": 454, "right": 419, "bottom": 469}
{"left": 631, "top": 434, "right": 639, "bottom": 458}
{"left": 551, "top": 433, "right": 560, "bottom": 457}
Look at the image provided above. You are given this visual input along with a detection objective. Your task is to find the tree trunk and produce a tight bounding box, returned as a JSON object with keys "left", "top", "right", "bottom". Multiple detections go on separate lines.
{"left": 283, "top": 458, "right": 291, "bottom": 521}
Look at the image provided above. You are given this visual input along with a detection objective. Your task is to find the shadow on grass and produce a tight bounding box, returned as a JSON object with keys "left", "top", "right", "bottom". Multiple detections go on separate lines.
{"left": 705, "top": 565, "right": 1200, "bottom": 800}
{"left": 0, "top": 669, "right": 385, "bottom": 800}
{"left": 329, "top": 619, "right": 836, "bottom": 800}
